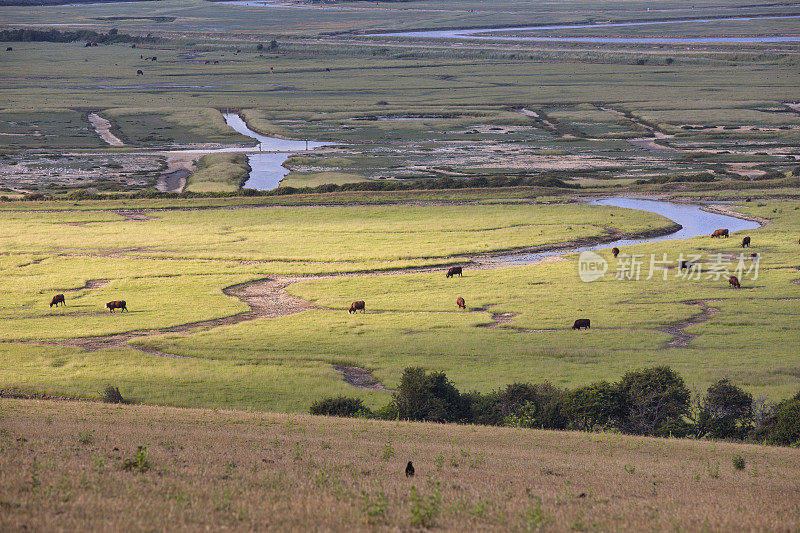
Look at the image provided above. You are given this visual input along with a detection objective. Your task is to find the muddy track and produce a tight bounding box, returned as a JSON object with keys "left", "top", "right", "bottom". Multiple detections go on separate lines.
{"left": 657, "top": 299, "right": 720, "bottom": 348}
{"left": 333, "top": 365, "right": 394, "bottom": 391}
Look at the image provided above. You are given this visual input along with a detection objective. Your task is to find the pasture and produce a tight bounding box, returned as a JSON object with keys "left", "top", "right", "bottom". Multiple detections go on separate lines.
{"left": 0, "top": 197, "right": 798, "bottom": 412}
{"left": 2, "top": 398, "right": 799, "bottom": 531}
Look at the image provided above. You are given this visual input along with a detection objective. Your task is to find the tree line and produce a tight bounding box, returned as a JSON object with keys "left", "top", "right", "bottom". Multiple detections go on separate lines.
{"left": 0, "top": 28, "right": 157, "bottom": 44}
{"left": 311, "top": 366, "right": 800, "bottom": 447}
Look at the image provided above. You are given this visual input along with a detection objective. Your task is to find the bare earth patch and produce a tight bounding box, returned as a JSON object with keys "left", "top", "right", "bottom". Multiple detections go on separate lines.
{"left": 88, "top": 113, "right": 124, "bottom": 147}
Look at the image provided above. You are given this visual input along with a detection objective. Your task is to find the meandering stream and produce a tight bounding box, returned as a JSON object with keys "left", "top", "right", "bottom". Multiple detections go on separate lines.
{"left": 504, "top": 197, "right": 761, "bottom": 263}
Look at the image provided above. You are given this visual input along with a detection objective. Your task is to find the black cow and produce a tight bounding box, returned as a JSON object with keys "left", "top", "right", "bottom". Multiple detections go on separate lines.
{"left": 50, "top": 294, "right": 65, "bottom": 307}
{"left": 446, "top": 266, "right": 462, "bottom": 278}
{"left": 572, "top": 318, "right": 590, "bottom": 330}
{"left": 741, "top": 236, "right": 751, "bottom": 248}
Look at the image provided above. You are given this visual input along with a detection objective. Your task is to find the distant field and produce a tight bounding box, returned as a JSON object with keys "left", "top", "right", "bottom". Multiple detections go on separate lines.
{"left": 2, "top": 398, "right": 799, "bottom": 531}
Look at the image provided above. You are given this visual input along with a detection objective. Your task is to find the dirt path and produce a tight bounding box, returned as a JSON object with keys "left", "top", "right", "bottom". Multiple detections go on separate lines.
{"left": 333, "top": 365, "right": 393, "bottom": 391}
{"left": 657, "top": 300, "right": 720, "bottom": 348}
{"left": 88, "top": 113, "right": 124, "bottom": 147}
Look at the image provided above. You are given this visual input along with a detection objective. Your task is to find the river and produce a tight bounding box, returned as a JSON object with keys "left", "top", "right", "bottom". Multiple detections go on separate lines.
{"left": 171, "top": 113, "right": 332, "bottom": 191}
{"left": 382, "top": 15, "right": 800, "bottom": 44}
{"left": 504, "top": 197, "right": 761, "bottom": 263}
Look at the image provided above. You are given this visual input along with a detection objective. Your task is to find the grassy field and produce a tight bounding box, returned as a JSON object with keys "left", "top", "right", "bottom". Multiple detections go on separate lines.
{"left": 184, "top": 152, "right": 250, "bottom": 192}
{"left": 2, "top": 398, "right": 799, "bottom": 531}
{"left": 0, "top": 196, "right": 799, "bottom": 412}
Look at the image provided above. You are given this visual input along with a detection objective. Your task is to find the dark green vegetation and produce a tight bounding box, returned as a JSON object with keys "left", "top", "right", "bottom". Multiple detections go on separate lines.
{"left": 315, "top": 366, "right": 800, "bottom": 446}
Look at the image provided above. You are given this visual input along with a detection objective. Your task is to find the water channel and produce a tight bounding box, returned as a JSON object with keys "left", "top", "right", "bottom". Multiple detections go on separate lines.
{"left": 504, "top": 197, "right": 761, "bottom": 263}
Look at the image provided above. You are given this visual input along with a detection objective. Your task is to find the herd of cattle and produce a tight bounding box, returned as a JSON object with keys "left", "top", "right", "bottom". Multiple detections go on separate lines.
{"left": 341, "top": 227, "right": 757, "bottom": 330}
{"left": 47, "top": 227, "right": 763, "bottom": 327}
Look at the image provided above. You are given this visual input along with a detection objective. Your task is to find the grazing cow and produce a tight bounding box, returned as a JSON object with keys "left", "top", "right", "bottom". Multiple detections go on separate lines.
{"left": 446, "top": 266, "right": 462, "bottom": 278}
{"left": 729, "top": 276, "right": 741, "bottom": 289}
{"left": 679, "top": 260, "right": 693, "bottom": 271}
{"left": 405, "top": 461, "right": 415, "bottom": 477}
{"left": 611, "top": 247, "right": 620, "bottom": 258}
{"left": 711, "top": 229, "right": 729, "bottom": 238}
{"left": 136, "top": 69, "right": 144, "bottom": 76}
{"left": 325, "top": 67, "right": 330, "bottom": 72}
{"left": 5, "top": 47, "right": 12, "bottom": 52}
{"left": 214, "top": 60, "right": 219, "bottom": 64}
{"left": 50, "top": 294, "right": 65, "bottom": 307}
{"left": 750, "top": 252, "right": 758, "bottom": 259}
{"left": 572, "top": 318, "right": 591, "bottom": 330}
{"left": 105, "top": 300, "right": 128, "bottom": 313}
{"left": 349, "top": 300, "right": 365, "bottom": 314}
{"left": 131, "top": 43, "right": 136, "bottom": 48}
{"left": 456, "top": 297, "right": 466, "bottom": 309}
{"left": 741, "top": 236, "right": 751, "bottom": 248}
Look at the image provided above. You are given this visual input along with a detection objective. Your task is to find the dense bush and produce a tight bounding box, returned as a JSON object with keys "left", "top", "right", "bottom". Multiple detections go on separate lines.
{"left": 754, "top": 391, "right": 800, "bottom": 446}
{"left": 563, "top": 381, "right": 622, "bottom": 431}
{"left": 311, "top": 366, "right": 798, "bottom": 447}
{"left": 693, "top": 379, "right": 753, "bottom": 440}
{"left": 616, "top": 366, "right": 691, "bottom": 437}
{"left": 309, "top": 396, "right": 371, "bottom": 417}
{"left": 393, "top": 367, "right": 471, "bottom": 423}
{"left": 101, "top": 385, "right": 126, "bottom": 404}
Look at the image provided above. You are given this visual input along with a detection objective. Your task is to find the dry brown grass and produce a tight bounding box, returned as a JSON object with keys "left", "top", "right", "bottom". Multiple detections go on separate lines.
{"left": 1, "top": 399, "right": 799, "bottom": 531}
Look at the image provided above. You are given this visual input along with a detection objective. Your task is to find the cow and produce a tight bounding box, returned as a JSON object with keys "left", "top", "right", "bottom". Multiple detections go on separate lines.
{"left": 611, "top": 247, "right": 620, "bottom": 258}
{"left": 678, "top": 260, "right": 696, "bottom": 271}
{"left": 741, "top": 236, "right": 751, "bottom": 248}
{"left": 729, "top": 276, "right": 741, "bottom": 289}
{"left": 325, "top": 67, "right": 330, "bottom": 72}
{"left": 446, "top": 266, "right": 462, "bottom": 278}
{"left": 750, "top": 253, "right": 758, "bottom": 259}
{"left": 105, "top": 300, "right": 128, "bottom": 313}
{"left": 711, "top": 229, "right": 729, "bottom": 238}
{"left": 136, "top": 69, "right": 144, "bottom": 76}
{"left": 5, "top": 47, "right": 11, "bottom": 52}
{"left": 50, "top": 294, "right": 65, "bottom": 307}
{"left": 456, "top": 297, "right": 466, "bottom": 309}
{"left": 572, "top": 318, "right": 591, "bottom": 330}
{"left": 348, "top": 300, "right": 365, "bottom": 314}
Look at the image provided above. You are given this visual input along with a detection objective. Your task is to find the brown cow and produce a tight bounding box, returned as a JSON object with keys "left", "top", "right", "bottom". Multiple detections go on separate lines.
{"left": 456, "top": 297, "right": 466, "bottom": 309}
{"left": 611, "top": 247, "right": 620, "bottom": 258}
{"left": 711, "top": 229, "right": 729, "bottom": 238}
{"left": 741, "top": 236, "right": 751, "bottom": 248}
{"left": 50, "top": 294, "right": 65, "bottom": 307}
{"left": 750, "top": 253, "right": 758, "bottom": 259}
{"left": 349, "top": 300, "right": 365, "bottom": 314}
{"left": 105, "top": 300, "right": 128, "bottom": 313}
{"left": 729, "top": 276, "right": 741, "bottom": 289}
{"left": 446, "top": 266, "right": 462, "bottom": 278}
{"left": 572, "top": 318, "right": 590, "bottom": 330}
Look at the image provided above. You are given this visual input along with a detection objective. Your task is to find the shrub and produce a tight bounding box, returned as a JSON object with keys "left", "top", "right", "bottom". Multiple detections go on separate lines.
{"left": 732, "top": 454, "right": 745, "bottom": 470}
{"left": 393, "top": 367, "right": 471, "bottom": 423}
{"left": 563, "top": 381, "right": 622, "bottom": 431}
{"left": 498, "top": 382, "right": 568, "bottom": 429}
{"left": 122, "top": 445, "right": 150, "bottom": 472}
{"left": 309, "top": 396, "right": 371, "bottom": 418}
{"left": 694, "top": 379, "right": 753, "bottom": 440}
{"left": 616, "top": 366, "right": 691, "bottom": 437}
{"left": 754, "top": 391, "right": 800, "bottom": 446}
{"left": 101, "top": 385, "right": 125, "bottom": 404}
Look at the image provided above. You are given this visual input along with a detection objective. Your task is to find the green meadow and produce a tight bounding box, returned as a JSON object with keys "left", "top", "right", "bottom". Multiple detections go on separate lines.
{"left": 0, "top": 197, "right": 798, "bottom": 411}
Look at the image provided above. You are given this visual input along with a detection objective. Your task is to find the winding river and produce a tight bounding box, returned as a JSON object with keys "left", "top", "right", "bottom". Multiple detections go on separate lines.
{"left": 504, "top": 197, "right": 761, "bottom": 263}
{"left": 173, "top": 113, "right": 332, "bottom": 191}
{"left": 383, "top": 15, "right": 800, "bottom": 44}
